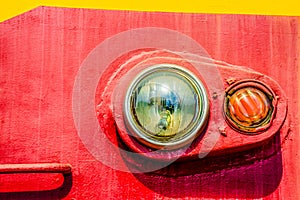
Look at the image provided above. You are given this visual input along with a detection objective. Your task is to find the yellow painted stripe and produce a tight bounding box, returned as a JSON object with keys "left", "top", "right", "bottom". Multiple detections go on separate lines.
{"left": 1, "top": 0, "right": 300, "bottom": 22}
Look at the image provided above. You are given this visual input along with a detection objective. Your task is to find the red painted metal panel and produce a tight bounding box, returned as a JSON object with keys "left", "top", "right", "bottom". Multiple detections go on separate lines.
{"left": 0, "top": 7, "right": 299, "bottom": 199}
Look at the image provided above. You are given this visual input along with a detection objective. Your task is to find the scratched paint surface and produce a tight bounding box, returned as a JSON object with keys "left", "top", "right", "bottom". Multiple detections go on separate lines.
{"left": 0, "top": 7, "right": 299, "bottom": 199}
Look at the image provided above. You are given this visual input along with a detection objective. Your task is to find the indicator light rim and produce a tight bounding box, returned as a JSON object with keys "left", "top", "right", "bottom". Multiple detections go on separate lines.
{"left": 224, "top": 79, "right": 277, "bottom": 134}
{"left": 123, "top": 63, "right": 210, "bottom": 149}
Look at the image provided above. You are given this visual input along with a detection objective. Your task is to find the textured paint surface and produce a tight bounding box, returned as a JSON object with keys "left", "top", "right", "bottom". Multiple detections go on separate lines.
{"left": 0, "top": 7, "right": 299, "bottom": 199}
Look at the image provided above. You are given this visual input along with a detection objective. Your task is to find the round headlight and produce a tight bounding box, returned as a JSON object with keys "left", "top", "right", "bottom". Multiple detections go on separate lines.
{"left": 124, "top": 64, "right": 209, "bottom": 149}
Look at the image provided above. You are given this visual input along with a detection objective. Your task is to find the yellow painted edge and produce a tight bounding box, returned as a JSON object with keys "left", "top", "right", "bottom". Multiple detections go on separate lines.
{"left": 1, "top": 0, "right": 300, "bottom": 22}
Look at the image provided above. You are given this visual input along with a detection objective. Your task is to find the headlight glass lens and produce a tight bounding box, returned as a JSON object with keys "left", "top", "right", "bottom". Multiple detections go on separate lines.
{"left": 124, "top": 64, "right": 209, "bottom": 148}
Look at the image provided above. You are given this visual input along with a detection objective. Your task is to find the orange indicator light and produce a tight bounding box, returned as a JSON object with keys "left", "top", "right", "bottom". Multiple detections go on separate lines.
{"left": 224, "top": 81, "right": 276, "bottom": 133}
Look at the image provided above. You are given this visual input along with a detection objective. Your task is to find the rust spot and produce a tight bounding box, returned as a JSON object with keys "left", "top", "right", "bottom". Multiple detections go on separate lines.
{"left": 226, "top": 78, "right": 236, "bottom": 85}
{"left": 212, "top": 92, "right": 218, "bottom": 99}
{"left": 219, "top": 128, "right": 227, "bottom": 137}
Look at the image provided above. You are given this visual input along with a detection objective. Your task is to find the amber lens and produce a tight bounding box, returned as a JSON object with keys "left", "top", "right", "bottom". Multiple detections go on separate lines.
{"left": 225, "top": 86, "right": 274, "bottom": 133}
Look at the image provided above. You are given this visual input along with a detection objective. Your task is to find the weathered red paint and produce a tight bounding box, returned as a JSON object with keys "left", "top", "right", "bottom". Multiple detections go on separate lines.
{"left": 0, "top": 6, "right": 299, "bottom": 199}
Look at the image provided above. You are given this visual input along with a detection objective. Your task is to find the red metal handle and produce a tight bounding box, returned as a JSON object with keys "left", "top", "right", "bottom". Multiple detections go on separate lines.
{"left": 0, "top": 163, "right": 72, "bottom": 174}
